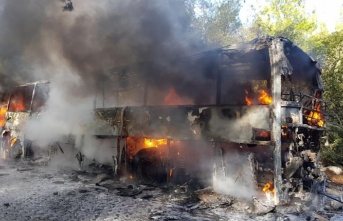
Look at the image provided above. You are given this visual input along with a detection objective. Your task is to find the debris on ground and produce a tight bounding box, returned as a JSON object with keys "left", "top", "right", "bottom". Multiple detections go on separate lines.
{"left": 0, "top": 160, "right": 343, "bottom": 221}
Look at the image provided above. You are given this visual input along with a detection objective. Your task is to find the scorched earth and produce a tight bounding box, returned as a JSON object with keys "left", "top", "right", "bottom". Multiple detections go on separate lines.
{"left": 0, "top": 157, "right": 342, "bottom": 221}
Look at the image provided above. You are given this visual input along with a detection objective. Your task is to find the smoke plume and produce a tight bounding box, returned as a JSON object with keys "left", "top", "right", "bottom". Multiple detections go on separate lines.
{"left": 0, "top": 0, "right": 205, "bottom": 92}
{"left": 0, "top": 0, "right": 210, "bottom": 145}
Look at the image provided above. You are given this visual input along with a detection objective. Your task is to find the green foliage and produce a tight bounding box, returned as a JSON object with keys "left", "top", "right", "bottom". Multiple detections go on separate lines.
{"left": 312, "top": 28, "right": 343, "bottom": 166}
{"left": 190, "top": 0, "right": 242, "bottom": 46}
{"left": 252, "top": 0, "right": 317, "bottom": 50}
{"left": 321, "top": 130, "right": 343, "bottom": 167}
{"left": 313, "top": 29, "right": 343, "bottom": 127}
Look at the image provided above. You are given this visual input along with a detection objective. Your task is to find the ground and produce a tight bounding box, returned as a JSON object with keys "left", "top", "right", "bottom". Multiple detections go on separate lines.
{"left": 0, "top": 158, "right": 343, "bottom": 221}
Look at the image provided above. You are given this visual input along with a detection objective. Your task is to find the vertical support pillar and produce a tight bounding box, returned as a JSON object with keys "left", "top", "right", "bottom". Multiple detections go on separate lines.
{"left": 117, "top": 136, "right": 127, "bottom": 175}
{"left": 269, "top": 38, "right": 283, "bottom": 205}
{"left": 29, "top": 83, "right": 37, "bottom": 113}
{"left": 212, "top": 142, "right": 217, "bottom": 178}
{"left": 118, "top": 137, "right": 128, "bottom": 172}
{"left": 116, "top": 136, "right": 122, "bottom": 171}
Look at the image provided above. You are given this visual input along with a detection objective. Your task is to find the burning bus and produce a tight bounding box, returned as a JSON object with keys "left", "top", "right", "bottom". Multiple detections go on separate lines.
{"left": 0, "top": 80, "right": 49, "bottom": 158}
{"left": 88, "top": 37, "right": 326, "bottom": 204}
{"left": 0, "top": 37, "right": 326, "bottom": 204}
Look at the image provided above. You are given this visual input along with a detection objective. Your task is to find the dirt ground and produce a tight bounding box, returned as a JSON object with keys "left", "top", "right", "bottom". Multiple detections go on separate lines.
{"left": 1, "top": 158, "right": 343, "bottom": 221}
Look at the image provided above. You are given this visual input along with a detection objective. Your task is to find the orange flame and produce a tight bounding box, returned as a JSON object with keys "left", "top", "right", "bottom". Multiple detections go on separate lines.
{"left": 144, "top": 138, "right": 168, "bottom": 148}
{"left": 262, "top": 181, "right": 275, "bottom": 202}
{"left": 282, "top": 125, "right": 288, "bottom": 138}
{"left": 10, "top": 137, "right": 18, "bottom": 147}
{"left": 169, "top": 168, "right": 173, "bottom": 177}
{"left": 0, "top": 104, "right": 7, "bottom": 127}
{"left": 163, "top": 87, "right": 192, "bottom": 105}
{"left": 245, "top": 90, "right": 252, "bottom": 106}
{"left": 258, "top": 90, "right": 272, "bottom": 105}
{"left": 262, "top": 181, "right": 274, "bottom": 193}
{"left": 306, "top": 103, "right": 324, "bottom": 127}
{"left": 10, "top": 93, "right": 26, "bottom": 111}
{"left": 126, "top": 137, "right": 168, "bottom": 160}
{"left": 254, "top": 129, "right": 270, "bottom": 140}
{"left": 245, "top": 90, "right": 272, "bottom": 105}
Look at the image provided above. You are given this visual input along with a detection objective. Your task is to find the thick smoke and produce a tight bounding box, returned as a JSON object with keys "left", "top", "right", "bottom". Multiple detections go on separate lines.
{"left": 0, "top": 0, "right": 206, "bottom": 95}
{"left": 0, "top": 0, "right": 209, "bottom": 145}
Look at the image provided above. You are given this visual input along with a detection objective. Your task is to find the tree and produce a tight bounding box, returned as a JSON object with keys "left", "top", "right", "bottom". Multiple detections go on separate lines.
{"left": 189, "top": 0, "right": 242, "bottom": 46}
{"left": 312, "top": 28, "right": 343, "bottom": 166}
{"left": 251, "top": 0, "right": 317, "bottom": 50}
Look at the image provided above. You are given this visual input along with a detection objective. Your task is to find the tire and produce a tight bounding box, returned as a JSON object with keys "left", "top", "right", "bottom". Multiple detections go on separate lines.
{"left": 10, "top": 139, "right": 22, "bottom": 159}
{"left": 132, "top": 148, "right": 167, "bottom": 185}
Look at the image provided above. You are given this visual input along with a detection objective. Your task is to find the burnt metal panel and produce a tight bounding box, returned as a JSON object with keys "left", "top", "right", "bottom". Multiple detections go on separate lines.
{"left": 95, "top": 105, "right": 271, "bottom": 143}
{"left": 281, "top": 101, "right": 302, "bottom": 125}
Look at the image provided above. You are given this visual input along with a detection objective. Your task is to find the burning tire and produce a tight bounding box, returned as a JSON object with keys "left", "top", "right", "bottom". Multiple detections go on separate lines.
{"left": 132, "top": 148, "right": 167, "bottom": 185}
{"left": 8, "top": 137, "right": 22, "bottom": 159}
{"left": 1, "top": 132, "right": 22, "bottom": 159}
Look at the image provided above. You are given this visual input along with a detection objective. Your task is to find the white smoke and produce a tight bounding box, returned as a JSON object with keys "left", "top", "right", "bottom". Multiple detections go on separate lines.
{"left": 23, "top": 70, "right": 94, "bottom": 147}
{"left": 207, "top": 106, "right": 270, "bottom": 143}
{"left": 213, "top": 152, "right": 257, "bottom": 200}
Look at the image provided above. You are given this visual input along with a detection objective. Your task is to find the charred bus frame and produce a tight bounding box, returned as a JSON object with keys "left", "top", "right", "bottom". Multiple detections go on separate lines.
{"left": 91, "top": 37, "right": 326, "bottom": 204}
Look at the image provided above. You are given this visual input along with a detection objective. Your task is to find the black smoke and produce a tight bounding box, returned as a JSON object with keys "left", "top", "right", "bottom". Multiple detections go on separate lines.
{"left": 0, "top": 0, "right": 218, "bottom": 103}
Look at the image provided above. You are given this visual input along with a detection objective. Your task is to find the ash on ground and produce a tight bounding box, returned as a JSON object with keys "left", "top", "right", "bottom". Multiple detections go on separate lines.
{"left": 0, "top": 159, "right": 342, "bottom": 221}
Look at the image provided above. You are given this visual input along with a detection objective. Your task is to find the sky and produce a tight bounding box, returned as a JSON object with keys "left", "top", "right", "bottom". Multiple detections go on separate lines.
{"left": 308, "top": 0, "right": 343, "bottom": 31}
{"left": 240, "top": 0, "right": 343, "bottom": 32}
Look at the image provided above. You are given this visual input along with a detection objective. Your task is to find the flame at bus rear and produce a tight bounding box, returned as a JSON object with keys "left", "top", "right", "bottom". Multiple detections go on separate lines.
{"left": 306, "top": 104, "right": 324, "bottom": 127}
